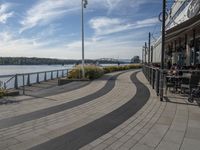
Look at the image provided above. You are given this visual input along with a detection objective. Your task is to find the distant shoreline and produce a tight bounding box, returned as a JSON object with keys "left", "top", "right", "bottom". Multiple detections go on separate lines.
{"left": 0, "top": 57, "right": 129, "bottom": 65}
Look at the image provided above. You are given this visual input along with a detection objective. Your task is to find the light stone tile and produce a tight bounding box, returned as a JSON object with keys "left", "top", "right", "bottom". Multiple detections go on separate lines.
{"left": 181, "top": 138, "right": 200, "bottom": 150}
{"left": 156, "top": 141, "right": 179, "bottom": 150}
{"left": 131, "top": 143, "right": 154, "bottom": 150}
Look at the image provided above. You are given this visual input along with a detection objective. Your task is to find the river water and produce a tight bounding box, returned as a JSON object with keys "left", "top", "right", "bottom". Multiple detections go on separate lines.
{"left": 0, "top": 64, "right": 120, "bottom": 89}
{"left": 0, "top": 65, "right": 74, "bottom": 76}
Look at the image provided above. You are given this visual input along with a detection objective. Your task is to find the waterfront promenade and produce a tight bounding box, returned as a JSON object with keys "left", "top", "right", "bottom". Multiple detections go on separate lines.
{"left": 0, "top": 70, "right": 200, "bottom": 150}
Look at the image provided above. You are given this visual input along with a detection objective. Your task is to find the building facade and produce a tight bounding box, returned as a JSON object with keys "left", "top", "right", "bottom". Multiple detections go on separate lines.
{"left": 148, "top": 0, "right": 200, "bottom": 67}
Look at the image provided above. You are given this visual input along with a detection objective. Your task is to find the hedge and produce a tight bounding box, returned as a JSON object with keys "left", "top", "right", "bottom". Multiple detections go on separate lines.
{"left": 68, "top": 64, "right": 142, "bottom": 80}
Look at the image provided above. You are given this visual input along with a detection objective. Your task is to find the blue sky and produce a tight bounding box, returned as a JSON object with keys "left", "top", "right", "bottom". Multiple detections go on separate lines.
{"left": 0, "top": 0, "right": 162, "bottom": 59}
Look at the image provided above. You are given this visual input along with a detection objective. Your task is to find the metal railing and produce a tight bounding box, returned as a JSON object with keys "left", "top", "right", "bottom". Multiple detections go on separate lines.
{"left": 143, "top": 65, "right": 161, "bottom": 96}
{"left": 0, "top": 69, "right": 71, "bottom": 90}
{"left": 143, "top": 65, "right": 200, "bottom": 100}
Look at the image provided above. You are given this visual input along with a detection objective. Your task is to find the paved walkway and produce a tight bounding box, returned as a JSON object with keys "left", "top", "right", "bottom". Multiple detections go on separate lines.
{"left": 0, "top": 70, "right": 199, "bottom": 150}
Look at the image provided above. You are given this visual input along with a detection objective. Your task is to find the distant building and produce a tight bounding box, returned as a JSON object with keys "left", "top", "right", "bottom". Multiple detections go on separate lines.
{"left": 131, "top": 56, "right": 140, "bottom": 63}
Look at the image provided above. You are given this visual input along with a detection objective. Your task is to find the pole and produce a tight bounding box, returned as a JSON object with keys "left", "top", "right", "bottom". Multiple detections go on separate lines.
{"left": 145, "top": 42, "right": 147, "bottom": 64}
{"left": 142, "top": 47, "right": 144, "bottom": 64}
{"left": 23, "top": 75, "right": 25, "bottom": 95}
{"left": 81, "top": 0, "right": 85, "bottom": 79}
{"left": 151, "top": 46, "right": 153, "bottom": 63}
{"left": 160, "top": 0, "right": 166, "bottom": 101}
{"left": 148, "top": 32, "right": 151, "bottom": 65}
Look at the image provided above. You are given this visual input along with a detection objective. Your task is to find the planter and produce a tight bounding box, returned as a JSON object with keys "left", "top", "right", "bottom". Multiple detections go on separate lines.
{"left": 58, "top": 78, "right": 89, "bottom": 86}
{"left": 5, "top": 90, "right": 20, "bottom": 96}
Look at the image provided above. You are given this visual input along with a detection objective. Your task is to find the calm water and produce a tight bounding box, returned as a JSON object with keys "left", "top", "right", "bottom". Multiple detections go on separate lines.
{"left": 0, "top": 65, "right": 74, "bottom": 76}
{"left": 0, "top": 64, "right": 123, "bottom": 88}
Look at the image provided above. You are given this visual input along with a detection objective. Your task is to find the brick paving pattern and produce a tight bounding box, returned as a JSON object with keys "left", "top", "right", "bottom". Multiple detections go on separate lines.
{"left": 0, "top": 70, "right": 199, "bottom": 150}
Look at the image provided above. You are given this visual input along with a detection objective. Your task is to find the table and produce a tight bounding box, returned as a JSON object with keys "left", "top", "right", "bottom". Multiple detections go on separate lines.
{"left": 166, "top": 75, "right": 190, "bottom": 92}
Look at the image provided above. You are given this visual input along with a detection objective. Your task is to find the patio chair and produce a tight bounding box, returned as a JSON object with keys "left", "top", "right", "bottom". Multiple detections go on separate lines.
{"left": 181, "top": 74, "right": 200, "bottom": 94}
{"left": 188, "top": 84, "right": 200, "bottom": 103}
{"left": 165, "top": 76, "right": 175, "bottom": 94}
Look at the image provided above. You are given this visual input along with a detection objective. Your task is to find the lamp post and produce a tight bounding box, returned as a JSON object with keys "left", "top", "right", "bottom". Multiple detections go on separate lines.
{"left": 148, "top": 32, "right": 151, "bottom": 65}
{"left": 81, "top": 0, "right": 88, "bottom": 79}
{"left": 160, "top": 0, "right": 166, "bottom": 101}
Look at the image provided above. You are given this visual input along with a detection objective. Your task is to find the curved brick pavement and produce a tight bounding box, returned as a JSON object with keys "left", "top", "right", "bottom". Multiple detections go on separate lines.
{"left": 29, "top": 71, "right": 150, "bottom": 150}
{"left": 0, "top": 70, "right": 200, "bottom": 150}
{"left": 0, "top": 71, "right": 125, "bottom": 120}
{"left": 0, "top": 71, "right": 127, "bottom": 129}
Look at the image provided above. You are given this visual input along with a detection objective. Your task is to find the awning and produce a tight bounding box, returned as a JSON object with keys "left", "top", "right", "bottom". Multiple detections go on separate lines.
{"left": 166, "top": 14, "right": 200, "bottom": 41}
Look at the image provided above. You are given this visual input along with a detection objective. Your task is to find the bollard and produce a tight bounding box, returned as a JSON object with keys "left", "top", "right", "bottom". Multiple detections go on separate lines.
{"left": 14, "top": 74, "right": 18, "bottom": 89}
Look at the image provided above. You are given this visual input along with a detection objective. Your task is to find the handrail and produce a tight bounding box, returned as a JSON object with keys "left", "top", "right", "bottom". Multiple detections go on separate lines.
{"left": 0, "top": 68, "right": 71, "bottom": 78}
{"left": 0, "top": 68, "right": 72, "bottom": 90}
{"left": 143, "top": 65, "right": 200, "bottom": 73}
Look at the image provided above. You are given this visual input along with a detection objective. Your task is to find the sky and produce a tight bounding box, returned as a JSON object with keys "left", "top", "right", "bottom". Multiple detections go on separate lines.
{"left": 0, "top": 0, "right": 163, "bottom": 59}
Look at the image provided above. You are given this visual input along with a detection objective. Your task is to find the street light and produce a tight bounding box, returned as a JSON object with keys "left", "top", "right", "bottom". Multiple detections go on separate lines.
{"left": 160, "top": 0, "right": 166, "bottom": 101}
{"left": 81, "top": 0, "right": 88, "bottom": 79}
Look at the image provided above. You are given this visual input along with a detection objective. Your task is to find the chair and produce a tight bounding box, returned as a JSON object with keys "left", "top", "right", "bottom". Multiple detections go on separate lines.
{"left": 165, "top": 76, "right": 175, "bottom": 94}
{"left": 181, "top": 74, "right": 200, "bottom": 94}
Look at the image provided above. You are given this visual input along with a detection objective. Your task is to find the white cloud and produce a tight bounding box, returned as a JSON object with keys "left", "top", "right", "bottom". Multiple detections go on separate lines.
{"left": 135, "top": 18, "right": 159, "bottom": 28}
{"left": 89, "top": 17, "right": 129, "bottom": 35}
{"left": 20, "top": 0, "right": 148, "bottom": 32}
{"left": 0, "top": 29, "right": 143, "bottom": 59}
{"left": 0, "top": 0, "right": 158, "bottom": 59}
{"left": 0, "top": 3, "right": 14, "bottom": 24}
{"left": 89, "top": 17, "right": 159, "bottom": 36}
{"left": 20, "top": 0, "right": 79, "bottom": 32}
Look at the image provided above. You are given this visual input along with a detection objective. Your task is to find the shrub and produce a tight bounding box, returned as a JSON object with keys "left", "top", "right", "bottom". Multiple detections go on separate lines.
{"left": 0, "top": 89, "right": 6, "bottom": 98}
{"left": 68, "top": 64, "right": 142, "bottom": 80}
{"left": 103, "top": 64, "right": 142, "bottom": 73}
{"left": 68, "top": 65, "right": 104, "bottom": 80}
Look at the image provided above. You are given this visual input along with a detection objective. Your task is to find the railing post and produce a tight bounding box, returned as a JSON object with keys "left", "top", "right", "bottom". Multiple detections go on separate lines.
{"left": 150, "top": 68, "right": 152, "bottom": 85}
{"left": 62, "top": 70, "right": 64, "bottom": 77}
{"left": 66, "top": 69, "right": 69, "bottom": 78}
{"left": 3, "top": 82, "right": 6, "bottom": 89}
{"left": 151, "top": 68, "right": 154, "bottom": 87}
{"left": 36, "top": 73, "right": 40, "bottom": 83}
{"left": 152, "top": 69, "right": 155, "bottom": 89}
{"left": 57, "top": 70, "right": 59, "bottom": 78}
{"left": 44, "top": 72, "right": 47, "bottom": 81}
{"left": 51, "top": 71, "right": 53, "bottom": 80}
{"left": 156, "top": 69, "right": 160, "bottom": 96}
{"left": 27, "top": 74, "right": 31, "bottom": 86}
{"left": 159, "top": 69, "right": 164, "bottom": 101}
{"left": 23, "top": 75, "right": 25, "bottom": 95}
{"left": 14, "top": 74, "right": 18, "bottom": 89}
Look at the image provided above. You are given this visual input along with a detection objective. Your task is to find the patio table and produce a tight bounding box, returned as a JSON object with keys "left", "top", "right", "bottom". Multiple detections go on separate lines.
{"left": 166, "top": 75, "right": 190, "bottom": 92}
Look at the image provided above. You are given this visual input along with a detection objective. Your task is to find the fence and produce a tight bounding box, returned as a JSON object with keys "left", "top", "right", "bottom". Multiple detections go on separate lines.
{"left": 0, "top": 69, "right": 71, "bottom": 90}
{"left": 143, "top": 65, "right": 161, "bottom": 97}
{"left": 143, "top": 65, "right": 200, "bottom": 100}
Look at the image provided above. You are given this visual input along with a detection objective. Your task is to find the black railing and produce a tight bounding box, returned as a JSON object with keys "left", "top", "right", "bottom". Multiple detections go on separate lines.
{"left": 143, "top": 65, "right": 161, "bottom": 96}
{"left": 0, "top": 69, "right": 71, "bottom": 90}
{"left": 143, "top": 65, "right": 200, "bottom": 100}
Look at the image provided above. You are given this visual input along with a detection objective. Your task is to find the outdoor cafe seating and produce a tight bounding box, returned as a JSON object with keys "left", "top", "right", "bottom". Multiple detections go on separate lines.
{"left": 165, "top": 67, "right": 200, "bottom": 102}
